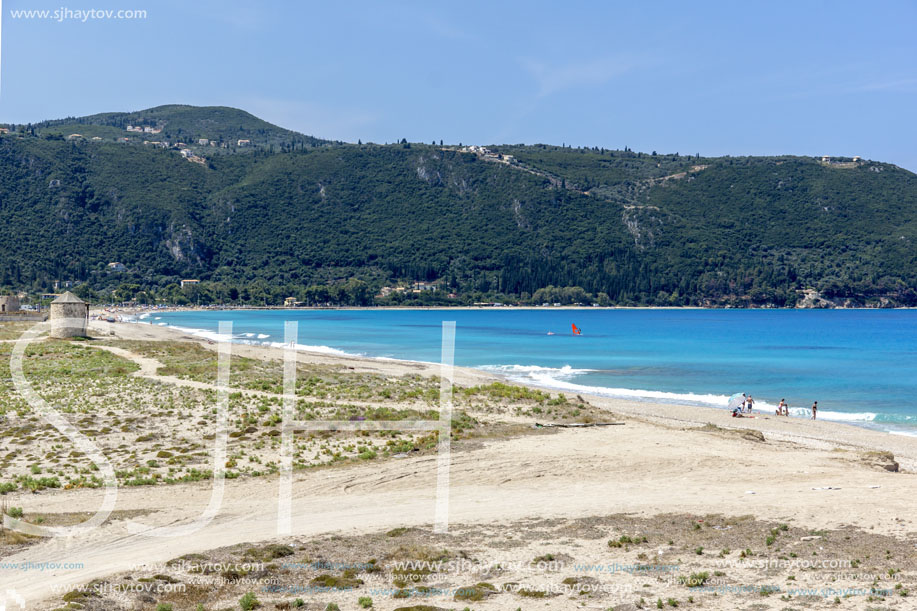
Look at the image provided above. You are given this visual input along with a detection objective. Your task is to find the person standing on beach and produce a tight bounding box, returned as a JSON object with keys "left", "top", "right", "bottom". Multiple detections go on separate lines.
{"left": 811, "top": 401, "right": 818, "bottom": 420}
{"left": 778, "top": 398, "right": 788, "bottom": 416}
{"left": 746, "top": 395, "right": 755, "bottom": 413}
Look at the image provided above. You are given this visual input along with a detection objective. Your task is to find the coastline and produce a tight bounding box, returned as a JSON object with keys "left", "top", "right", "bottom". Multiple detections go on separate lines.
{"left": 5, "top": 316, "right": 917, "bottom": 609}
{"left": 95, "top": 303, "right": 917, "bottom": 312}
{"left": 93, "top": 317, "right": 917, "bottom": 470}
{"left": 109, "top": 309, "right": 917, "bottom": 440}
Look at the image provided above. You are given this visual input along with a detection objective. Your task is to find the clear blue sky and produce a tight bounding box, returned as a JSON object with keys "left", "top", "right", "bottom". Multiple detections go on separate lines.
{"left": 2, "top": 0, "right": 915, "bottom": 169}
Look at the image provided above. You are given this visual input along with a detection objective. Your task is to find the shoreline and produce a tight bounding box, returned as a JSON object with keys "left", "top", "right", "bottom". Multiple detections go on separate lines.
{"left": 108, "top": 311, "right": 917, "bottom": 441}
{"left": 93, "top": 317, "right": 917, "bottom": 470}
{"left": 4, "top": 317, "right": 917, "bottom": 608}
{"left": 97, "top": 303, "right": 917, "bottom": 311}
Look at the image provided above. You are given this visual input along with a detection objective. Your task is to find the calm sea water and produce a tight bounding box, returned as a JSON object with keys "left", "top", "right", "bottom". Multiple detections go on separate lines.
{"left": 141, "top": 309, "right": 917, "bottom": 435}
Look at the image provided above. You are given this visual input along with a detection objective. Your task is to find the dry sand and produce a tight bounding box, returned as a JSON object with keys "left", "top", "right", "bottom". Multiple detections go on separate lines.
{"left": 2, "top": 319, "right": 916, "bottom": 609}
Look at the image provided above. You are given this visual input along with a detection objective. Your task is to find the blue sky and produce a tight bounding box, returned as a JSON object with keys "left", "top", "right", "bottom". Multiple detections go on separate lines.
{"left": 1, "top": 0, "right": 916, "bottom": 169}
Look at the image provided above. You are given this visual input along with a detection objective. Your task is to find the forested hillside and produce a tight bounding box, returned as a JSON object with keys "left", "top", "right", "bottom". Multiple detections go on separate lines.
{"left": 1, "top": 106, "right": 915, "bottom": 307}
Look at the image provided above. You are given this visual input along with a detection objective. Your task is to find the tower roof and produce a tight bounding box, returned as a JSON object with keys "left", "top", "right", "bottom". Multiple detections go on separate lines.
{"left": 52, "top": 291, "right": 86, "bottom": 304}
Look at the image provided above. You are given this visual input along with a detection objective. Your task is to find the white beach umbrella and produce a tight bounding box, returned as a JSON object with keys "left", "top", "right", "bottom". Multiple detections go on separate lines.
{"left": 727, "top": 393, "right": 744, "bottom": 410}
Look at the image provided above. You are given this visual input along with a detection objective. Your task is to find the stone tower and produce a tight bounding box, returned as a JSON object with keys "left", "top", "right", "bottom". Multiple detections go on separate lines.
{"left": 0, "top": 295, "right": 20, "bottom": 313}
{"left": 50, "top": 292, "right": 89, "bottom": 339}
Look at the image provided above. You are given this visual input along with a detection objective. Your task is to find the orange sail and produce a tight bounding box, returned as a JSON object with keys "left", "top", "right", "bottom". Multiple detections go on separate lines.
{"left": 572, "top": 324, "right": 581, "bottom": 335}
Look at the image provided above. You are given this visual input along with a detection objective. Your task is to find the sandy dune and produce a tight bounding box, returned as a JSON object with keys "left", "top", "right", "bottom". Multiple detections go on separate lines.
{"left": 2, "top": 319, "right": 916, "bottom": 608}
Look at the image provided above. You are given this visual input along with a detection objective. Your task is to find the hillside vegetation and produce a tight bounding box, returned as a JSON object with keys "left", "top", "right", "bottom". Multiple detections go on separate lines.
{"left": 1, "top": 106, "right": 915, "bottom": 307}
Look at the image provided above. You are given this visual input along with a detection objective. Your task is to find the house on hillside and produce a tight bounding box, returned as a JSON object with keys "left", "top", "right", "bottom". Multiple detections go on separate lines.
{"left": 107, "top": 262, "right": 127, "bottom": 272}
{"left": 237, "top": 139, "right": 251, "bottom": 147}
{"left": 180, "top": 279, "right": 200, "bottom": 289}
{"left": 198, "top": 139, "right": 209, "bottom": 146}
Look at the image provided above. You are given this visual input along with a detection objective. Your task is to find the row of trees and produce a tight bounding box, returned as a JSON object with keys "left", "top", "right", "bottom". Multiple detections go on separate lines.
{"left": 60, "top": 280, "right": 809, "bottom": 308}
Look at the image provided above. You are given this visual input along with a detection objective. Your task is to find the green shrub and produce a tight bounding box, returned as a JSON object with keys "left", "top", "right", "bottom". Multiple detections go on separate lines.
{"left": 239, "top": 592, "right": 260, "bottom": 610}
{"left": 358, "top": 596, "right": 373, "bottom": 608}
{"left": 679, "top": 572, "right": 709, "bottom": 587}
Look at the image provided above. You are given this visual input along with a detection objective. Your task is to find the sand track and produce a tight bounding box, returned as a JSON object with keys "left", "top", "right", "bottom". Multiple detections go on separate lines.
{"left": 3, "top": 321, "right": 917, "bottom": 608}
{"left": 3, "top": 417, "right": 916, "bottom": 607}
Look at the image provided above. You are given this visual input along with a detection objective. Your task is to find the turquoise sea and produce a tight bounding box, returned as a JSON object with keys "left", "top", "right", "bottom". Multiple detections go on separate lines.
{"left": 139, "top": 309, "right": 917, "bottom": 435}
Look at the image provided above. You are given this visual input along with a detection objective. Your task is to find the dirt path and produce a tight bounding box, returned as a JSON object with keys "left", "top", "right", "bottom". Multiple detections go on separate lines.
{"left": 3, "top": 416, "right": 916, "bottom": 607}
{"left": 85, "top": 343, "right": 433, "bottom": 412}
{"left": 4, "top": 323, "right": 917, "bottom": 608}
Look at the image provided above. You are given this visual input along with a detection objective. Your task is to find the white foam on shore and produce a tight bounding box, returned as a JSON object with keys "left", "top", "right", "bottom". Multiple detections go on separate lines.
{"left": 479, "top": 364, "right": 595, "bottom": 380}
{"left": 125, "top": 317, "right": 913, "bottom": 434}
{"left": 485, "top": 362, "right": 885, "bottom": 425}
{"left": 156, "top": 322, "right": 361, "bottom": 357}
{"left": 787, "top": 406, "right": 877, "bottom": 422}
{"left": 267, "top": 341, "right": 357, "bottom": 357}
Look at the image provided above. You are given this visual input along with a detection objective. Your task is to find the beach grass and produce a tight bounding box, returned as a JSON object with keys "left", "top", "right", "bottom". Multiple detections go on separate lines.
{"left": 41, "top": 512, "right": 917, "bottom": 611}
{"left": 0, "top": 331, "right": 593, "bottom": 501}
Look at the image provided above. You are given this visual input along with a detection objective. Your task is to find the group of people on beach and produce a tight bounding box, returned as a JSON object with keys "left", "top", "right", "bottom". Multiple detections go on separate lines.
{"left": 732, "top": 393, "right": 818, "bottom": 419}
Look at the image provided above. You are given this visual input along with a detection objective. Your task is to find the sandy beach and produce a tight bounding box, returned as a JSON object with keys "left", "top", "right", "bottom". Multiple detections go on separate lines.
{"left": 2, "top": 318, "right": 916, "bottom": 610}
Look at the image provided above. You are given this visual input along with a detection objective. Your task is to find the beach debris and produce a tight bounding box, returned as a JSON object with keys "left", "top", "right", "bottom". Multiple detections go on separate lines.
{"left": 800, "top": 535, "right": 823, "bottom": 541}
{"left": 745, "top": 491, "right": 756, "bottom": 494}
{"left": 860, "top": 450, "right": 899, "bottom": 472}
{"left": 699, "top": 423, "right": 765, "bottom": 442}
{"left": 811, "top": 486, "right": 842, "bottom": 490}
{"left": 534, "top": 422, "right": 625, "bottom": 428}
{"left": 740, "top": 429, "right": 766, "bottom": 442}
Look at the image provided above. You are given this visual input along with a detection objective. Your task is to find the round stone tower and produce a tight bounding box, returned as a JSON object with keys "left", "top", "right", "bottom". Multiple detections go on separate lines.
{"left": 0, "top": 295, "right": 20, "bottom": 313}
{"left": 50, "top": 292, "right": 89, "bottom": 339}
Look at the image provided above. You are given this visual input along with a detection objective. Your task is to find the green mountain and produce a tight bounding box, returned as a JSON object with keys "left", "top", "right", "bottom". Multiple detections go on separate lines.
{"left": 1, "top": 105, "right": 915, "bottom": 307}
{"left": 30, "top": 104, "right": 328, "bottom": 150}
